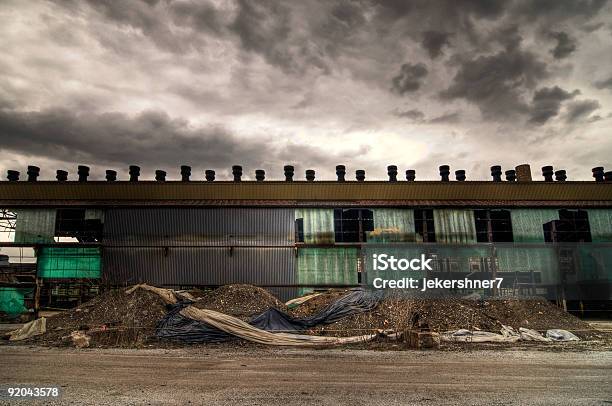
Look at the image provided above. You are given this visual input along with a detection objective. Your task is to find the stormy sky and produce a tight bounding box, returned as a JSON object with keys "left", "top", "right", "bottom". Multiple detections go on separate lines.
{"left": 1, "top": 0, "right": 612, "bottom": 181}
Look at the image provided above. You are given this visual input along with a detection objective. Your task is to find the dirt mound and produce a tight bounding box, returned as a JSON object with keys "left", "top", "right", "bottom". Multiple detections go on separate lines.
{"left": 30, "top": 288, "right": 167, "bottom": 347}
{"left": 194, "top": 284, "right": 286, "bottom": 319}
{"left": 299, "top": 292, "right": 591, "bottom": 338}
{"left": 289, "top": 290, "right": 354, "bottom": 318}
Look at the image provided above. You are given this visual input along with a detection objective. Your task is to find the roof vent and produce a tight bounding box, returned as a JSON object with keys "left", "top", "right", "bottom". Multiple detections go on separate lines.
{"left": 336, "top": 165, "right": 346, "bottom": 182}
{"left": 387, "top": 165, "right": 398, "bottom": 182}
{"left": 27, "top": 166, "right": 40, "bottom": 182}
{"left": 106, "top": 170, "right": 117, "bottom": 182}
{"left": 592, "top": 167, "right": 605, "bottom": 182}
{"left": 232, "top": 165, "right": 242, "bottom": 182}
{"left": 77, "top": 165, "right": 90, "bottom": 182}
{"left": 155, "top": 170, "right": 166, "bottom": 181}
{"left": 305, "top": 169, "right": 315, "bottom": 182}
{"left": 205, "top": 170, "right": 215, "bottom": 182}
{"left": 555, "top": 170, "right": 567, "bottom": 182}
{"left": 56, "top": 170, "right": 68, "bottom": 182}
{"left": 439, "top": 165, "right": 450, "bottom": 182}
{"left": 505, "top": 170, "right": 517, "bottom": 182}
{"left": 6, "top": 170, "right": 19, "bottom": 182}
{"left": 455, "top": 170, "right": 466, "bottom": 181}
{"left": 181, "top": 165, "right": 191, "bottom": 181}
{"left": 284, "top": 165, "right": 294, "bottom": 182}
{"left": 490, "top": 165, "right": 502, "bottom": 182}
{"left": 405, "top": 169, "right": 415, "bottom": 182}
{"left": 356, "top": 170, "right": 365, "bottom": 182}
{"left": 255, "top": 169, "right": 265, "bottom": 182}
{"left": 129, "top": 165, "right": 140, "bottom": 182}
{"left": 542, "top": 166, "right": 554, "bottom": 182}
{"left": 604, "top": 171, "right": 612, "bottom": 182}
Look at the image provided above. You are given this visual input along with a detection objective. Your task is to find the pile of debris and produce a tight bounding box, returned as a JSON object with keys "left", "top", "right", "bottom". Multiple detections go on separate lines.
{"left": 193, "top": 284, "right": 287, "bottom": 319}
{"left": 29, "top": 288, "right": 167, "bottom": 347}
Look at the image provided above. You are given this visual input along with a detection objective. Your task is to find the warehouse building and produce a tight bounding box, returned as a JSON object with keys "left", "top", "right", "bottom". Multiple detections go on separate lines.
{"left": 1, "top": 163, "right": 611, "bottom": 317}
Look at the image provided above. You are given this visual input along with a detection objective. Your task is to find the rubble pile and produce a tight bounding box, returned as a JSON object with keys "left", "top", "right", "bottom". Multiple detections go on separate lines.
{"left": 30, "top": 288, "right": 167, "bottom": 347}
{"left": 193, "top": 284, "right": 287, "bottom": 319}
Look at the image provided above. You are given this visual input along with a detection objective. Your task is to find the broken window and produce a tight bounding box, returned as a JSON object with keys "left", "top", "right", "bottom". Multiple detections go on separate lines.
{"left": 295, "top": 218, "right": 304, "bottom": 242}
{"left": 544, "top": 210, "right": 592, "bottom": 243}
{"left": 414, "top": 209, "right": 436, "bottom": 242}
{"left": 55, "top": 209, "right": 103, "bottom": 243}
{"left": 334, "top": 209, "right": 374, "bottom": 243}
{"left": 475, "top": 209, "right": 513, "bottom": 243}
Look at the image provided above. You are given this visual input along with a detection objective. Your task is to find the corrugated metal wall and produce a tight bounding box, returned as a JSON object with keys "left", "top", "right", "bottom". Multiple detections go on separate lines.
{"left": 510, "top": 209, "right": 558, "bottom": 242}
{"left": 433, "top": 209, "right": 477, "bottom": 243}
{"left": 496, "top": 246, "right": 560, "bottom": 284}
{"left": 14, "top": 209, "right": 56, "bottom": 243}
{"left": 587, "top": 209, "right": 612, "bottom": 242}
{"left": 295, "top": 208, "right": 334, "bottom": 244}
{"left": 104, "top": 208, "right": 294, "bottom": 246}
{"left": 368, "top": 209, "right": 416, "bottom": 243}
{"left": 103, "top": 246, "right": 295, "bottom": 287}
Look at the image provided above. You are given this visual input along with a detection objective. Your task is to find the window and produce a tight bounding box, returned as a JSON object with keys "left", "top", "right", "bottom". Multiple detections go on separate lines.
{"left": 295, "top": 218, "right": 304, "bottom": 242}
{"left": 475, "top": 210, "right": 513, "bottom": 242}
{"left": 55, "top": 209, "right": 102, "bottom": 243}
{"left": 414, "top": 209, "right": 435, "bottom": 242}
{"left": 544, "top": 210, "right": 591, "bottom": 243}
{"left": 334, "top": 209, "right": 373, "bottom": 243}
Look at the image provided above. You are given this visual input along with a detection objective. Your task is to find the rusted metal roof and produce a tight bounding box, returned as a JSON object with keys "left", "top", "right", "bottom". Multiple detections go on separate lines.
{"left": 1, "top": 181, "right": 611, "bottom": 207}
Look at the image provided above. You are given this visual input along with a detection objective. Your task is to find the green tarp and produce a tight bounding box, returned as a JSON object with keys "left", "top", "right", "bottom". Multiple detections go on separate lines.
{"left": 0, "top": 287, "right": 29, "bottom": 317}
{"left": 433, "top": 209, "right": 477, "bottom": 244}
{"left": 367, "top": 209, "right": 416, "bottom": 243}
{"left": 510, "top": 209, "right": 558, "bottom": 242}
{"left": 14, "top": 209, "right": 56, "bottom": 243}
{"left": 295, "top": 209, "right": 334, "bottom": 244}
{"left": 37, "top": 247, "right": 101, "bottom": 279}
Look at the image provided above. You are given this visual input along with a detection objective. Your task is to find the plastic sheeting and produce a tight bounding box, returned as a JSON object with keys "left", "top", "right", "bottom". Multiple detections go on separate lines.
{"left": 367, "top": 209, "right": 416, "bottom": 243}
{"left": 510, "top": 209, "right": 558, "bottom": 242}
{"left": 433, "top": 209, "right": 476, "bottom": 244}
{"left": 14, "top": 209, "right": 56, "bottom": 243}
{"left": 155, "top": 289, "right": 381, "bottom": 343}
{"left": 0, "top": 287, "right": 29, "bottom": 316}
{"left": 295, "top": 208, "right": 334, "bottom": 244}
{"left": 587, "top": 209, "right": 612, "bottom": 242}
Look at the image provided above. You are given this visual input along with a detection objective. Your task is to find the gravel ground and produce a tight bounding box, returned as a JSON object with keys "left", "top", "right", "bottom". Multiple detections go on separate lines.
{"left": 0, "top": 345, "right": 610, "bottom": 405}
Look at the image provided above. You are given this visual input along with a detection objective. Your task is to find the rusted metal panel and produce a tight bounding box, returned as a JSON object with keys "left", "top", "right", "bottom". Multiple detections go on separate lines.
{"left": 102, "top": 246, "right": 296, "bottom": 288}
{"left": 103, "top": 208, "right": 294, "bottom": 246}
{"left": 1, "top": 181, "right": 611, "bottom": 205}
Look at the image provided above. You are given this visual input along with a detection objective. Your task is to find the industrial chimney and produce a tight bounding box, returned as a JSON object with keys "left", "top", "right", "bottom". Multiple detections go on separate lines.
{"left": 515, "top": 164, "right": 532, "bottom": 182}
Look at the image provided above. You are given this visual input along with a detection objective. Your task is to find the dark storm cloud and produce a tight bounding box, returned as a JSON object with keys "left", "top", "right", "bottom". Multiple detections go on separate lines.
{"left": 565, "top": 99, "right": 601, "bottom": 122}
{"left": 0, "top": 106, "right": 343, "bottom": 178}
{"left": 528, "top": 86, "right": 578, "bottom": 124}
{"left": 391, "top": 63, "right": 428, "bottom": 94}
{"left": 421, "top": 31, "right": 452, "bottom": 59}
{"left": 548, "top": 31, "right": 577, "bottom": 59}
{"left": 594, "top": 76, "right": 612, "bottom": 90}
{"left": 440, "top": 46, "right": 548, "bottom": 119}
{"left": 510, "top": 0, "right": 607, "bottom": 21}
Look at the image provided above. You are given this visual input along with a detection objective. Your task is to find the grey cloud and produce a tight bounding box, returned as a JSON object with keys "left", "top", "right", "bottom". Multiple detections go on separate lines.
{"left": 528, "top": 86, "right": 578, "bottom": 124}
{"left": 549, "top": 31, "right": 577, "bottom": 59}
{"left": 391, "top": 63, "right": 428, "bottom": 94}
{"left": 565, "top": 99, "right": 601, "bottom": 122}
{"left": 594, "top": 76, "right": 612, "bottom": 90}
{"left": 394, "top": 109, "right": 459, "bottom": 124}
{"left": 0, "top": 106, "right": 344, "bottom": 179}
{"left": 440, "top": 47, "right": 548, "bottom": 119}
{"left": 421, "top": 31, "right": 452, "bottom": 59}
{"left": 510, "top": 0, "right": 607, "bottom": 22}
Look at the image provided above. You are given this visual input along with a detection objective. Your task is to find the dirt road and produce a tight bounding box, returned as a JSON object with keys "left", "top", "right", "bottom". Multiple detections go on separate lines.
{"left": 1, "top": 346, "right": 611, "bottom": 405}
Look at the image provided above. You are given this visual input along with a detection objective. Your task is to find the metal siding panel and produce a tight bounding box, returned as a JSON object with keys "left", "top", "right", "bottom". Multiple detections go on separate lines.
{"left": 510, "top": 209, "right": 559, "bottom": 242}
{"left": 295, "top": 208, "right": 334, "bottom": 244}
{"left": 14, "top": 209, "right": 56, "bottom": 243}
{"left": 102, "top": 247, "right": 295, "bottom": 287}
{"left": 103, "top": 208, "right": 294, "bottom": 246}
{"left": 297, "top": 248, "right": 358, "bottom": 287}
